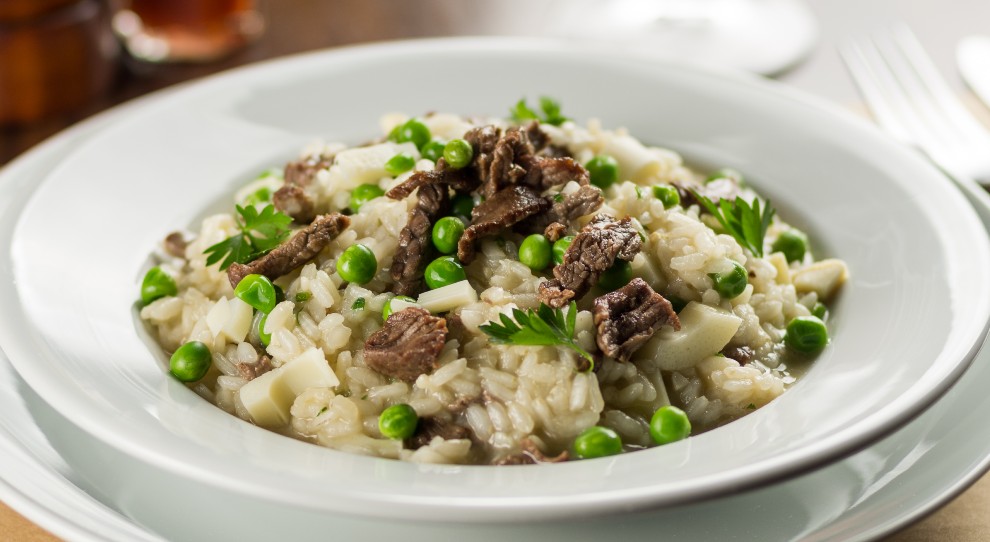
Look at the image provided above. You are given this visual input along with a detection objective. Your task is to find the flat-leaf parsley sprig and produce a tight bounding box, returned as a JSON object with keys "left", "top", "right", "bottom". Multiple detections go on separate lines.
{"left": 510, "top": 96, "right": 569, "bottom": 126}
{"left": 479, "top": 301, "right": 595, "bottom": 371}
{"left": 204, "top": 204, "right": 293, "bottom": 270}
{"left": 695, "top": 193, "right": 775, "bottom": 258}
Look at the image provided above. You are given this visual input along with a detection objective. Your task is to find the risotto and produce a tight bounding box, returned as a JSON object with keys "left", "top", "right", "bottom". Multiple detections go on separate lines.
{"left": 138, "top": 99, "right": 848, "bottom": 465}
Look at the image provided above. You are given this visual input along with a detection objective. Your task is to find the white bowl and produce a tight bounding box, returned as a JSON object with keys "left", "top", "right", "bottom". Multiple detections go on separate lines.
{"left": 2, "top": 38, "right": 989, "bottom": 530}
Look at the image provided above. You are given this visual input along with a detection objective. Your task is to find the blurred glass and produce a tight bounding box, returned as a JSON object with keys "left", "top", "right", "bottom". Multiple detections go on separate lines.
{"left": 112, "top": 0, "right": 264, "bottom": 63}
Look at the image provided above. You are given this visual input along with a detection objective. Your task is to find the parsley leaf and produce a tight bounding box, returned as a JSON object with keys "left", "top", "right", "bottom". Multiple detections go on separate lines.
{"left": 694, "top": 192, "right": 775, "bottom": 258}
{"left": 352, "top": 297, "right": 366, "bottom": 310}
{"left": 510, "top": 96, "right": 569, "bottom": 126}
{"left": 479, "top": 302, "right": 595, "bottom": 371}
{"left": 203, "top": 204, "right": 293, "bottom": 271}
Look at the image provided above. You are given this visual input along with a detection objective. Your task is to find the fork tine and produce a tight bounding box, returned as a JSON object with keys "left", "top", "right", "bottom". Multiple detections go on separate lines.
{"left": 889, "top": 23, "right": 990, "bottom": 143}
{"left": 840, "top": 37, "right": 943, "bottom": 155}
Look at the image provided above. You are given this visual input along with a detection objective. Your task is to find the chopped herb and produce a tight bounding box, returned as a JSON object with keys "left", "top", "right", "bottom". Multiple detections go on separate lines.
{"left": 203, "top": 204, "right": 293, "bottom": 271}
{"left": 352, "top": 297, "right": 366, "bottom": 310}
{"left": 553, "top": 193, "right": 565, "bottom": 203}
{"left": 294, "top": 291, "right": 313, "bottom": 303}
{"left": 510, "top": 96, "right": 569, "bottom": 126}
{"left": 317, "top": 406, "right": 328, "bottom": 416}
{"left": 361, "top": 394, "right": 368, "bottom": 400}
{"left": 693, "top": 192, "right": 775, "bottom": 258}
{"left": 746, "top": 403, "right": 756, "bottom": 410}
{"left": 479, "top": 301, "right": 595, "bottom": 371}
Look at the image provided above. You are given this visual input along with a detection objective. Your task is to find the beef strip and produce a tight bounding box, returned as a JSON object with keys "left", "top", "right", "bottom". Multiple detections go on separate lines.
{"left": 492, "top": 439, "right": 569, "bottom": 466}
{"left": 164, "top": 231, "right": 187, "bottom": 258}
{"left": 531, "top": 157, "right": 589, "bottom": 191}
{"left": 385, "top": 158, "right": 477, "bottom": 200}
{"left": 227, "top": 213, "right": 350, "bottom": 287}
{"left": 543, "top": 222, "right": 567, "bottom": 242}
{"left": 405, "top": 416, "right": 472, "bottom": 449}
{"left": 519, "top": 184, "right": 604, "bottom": 235}
{"left": 721, "top": 344, "right": 756, "bottom": 365}
{"left": 538, "top": 214, "right": 642, "bottom": 308}
{"left": 390, "top": 183, "right": 450, "bottom": 296}
{"left": 273, "top": 155, "right": 333, "bottom": 223}
{"left": 364, "top": 307, "right": 448, "bottom": 383}
{"left": 464, "top": 124, "right": 501, "bottom": 195}
{"left": 236, "top": 355, "right": 273, "bottom": 381}
{"left": 593, "top": 278, "right": 681, "bottom": 362}
{"left": 456, "top": 185, "right": 551, "bottom": 264}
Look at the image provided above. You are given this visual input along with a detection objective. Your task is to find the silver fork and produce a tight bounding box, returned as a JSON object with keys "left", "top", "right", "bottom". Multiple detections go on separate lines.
{"left": 840, "top": 23, "right": 990, "bottom": 185}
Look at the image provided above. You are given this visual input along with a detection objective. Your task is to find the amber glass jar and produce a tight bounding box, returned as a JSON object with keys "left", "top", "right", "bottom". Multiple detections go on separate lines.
{"left": 0, "top": 0, "right": 119, "bottom": 124}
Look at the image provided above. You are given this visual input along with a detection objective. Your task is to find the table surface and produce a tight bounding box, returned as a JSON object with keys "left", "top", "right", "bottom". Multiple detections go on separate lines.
{"left": 3, "top": 0, "right": 990, "bottom": 539}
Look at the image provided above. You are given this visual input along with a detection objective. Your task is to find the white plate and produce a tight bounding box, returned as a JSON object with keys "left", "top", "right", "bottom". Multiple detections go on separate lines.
{"left": 2, "top": 38, "right": 990, "bottom": 524}
{"left": 2, "top": 69, "right": 990, "bottom": 542}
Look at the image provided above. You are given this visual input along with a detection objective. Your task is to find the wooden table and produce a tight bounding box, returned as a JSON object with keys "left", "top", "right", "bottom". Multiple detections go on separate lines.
{"left": 3, "top": 0, "right": 989, "bottom": 539}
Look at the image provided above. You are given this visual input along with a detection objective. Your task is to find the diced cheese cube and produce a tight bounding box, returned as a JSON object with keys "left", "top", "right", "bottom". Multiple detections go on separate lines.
{"left": 239, "top": 369, "right": 294, "bottom": 428}
{"left": 417, "top": 280, "right": 478, "bottom": 313}
{"left": 635, "top": 301, "right": 742, "bottom": 371}
{"left": 281, "top": 347, "right": 340, "bottom": 395}
{"left": 222, "top": 297, "right": 254, "bottom": 343}
{"left": 206, "top": 297, "right": 230, "bottom": 339}
{"left": 793, "top": 259, "right": 848, "bottom": 300}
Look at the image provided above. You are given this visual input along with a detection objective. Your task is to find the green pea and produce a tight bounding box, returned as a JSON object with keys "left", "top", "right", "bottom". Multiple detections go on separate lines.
{"left": 385, "top": 153, "right": 416, "bottom": 176}
{"left": 242, "top": 186, "right": 272, "bottom": 206}
{"left": 393, "top": 118, "right": 431, "bottom": 150}
{"left": 421, "top": 139, "right": 446, "bottom": 162}
{"left": 424, "top": 255, "right": 466, "bottom": 289}
{"left": 336, "top": 244, "right": 377, "bottom": 284}
{"left": 349, "top": 183, "right": 385, "bottom": 212}
{"left": 432, "top": 216, "right": 465, "bottom": 255}
{"left": 140, "top": 266, "right": 177, "bottom": 305}
{"left": 771, "top": 229, "right": 809, "bottom": 263}
{"left": 552, "top": 236, "right": 574, "bottom": 265}
{"left": 382, "top": 295, "right": 416, "bottom": 322}
{"left": 573, "top": 426, "right": 623, "bottom": 459}
{"left": 257, "top": 313, "right": 272, "bottom": 346}
{"left": 649, "top": 406, "right": 692, "bottom": 445}
{"left": 705, "top": 167, "right": 744, "bottom": 184}
{"left": 597, "top": 260, "right": 632, "bottom": 291}
{"left": 169, "top": 341, "right": 212, "bottom": 382}
{"left": 443, "top": 138, "right": 474, "bottom": 169}
{"left": 234, "top": 274, "right": 278, "bottom": 314}
{"left": 652, "top": 185, "right": 680, "bottom": 209}
{"left": 379, "top": 403, "right": 418, "bottom": 439}
{"left": 708, "top": 261, "right": 748, "bottom": 299}
{"left": 518, "top": 234, "right": 552, "bottom": 271}
{"left": 811, "top": 302, "right": 828, "bottom": 320}
{"left": 451, "top": 194, "right": 475, "bottom": 220}
{"left": 785, "top": 316, "right": 829, "bottom": 354}
{"left": 585, "top": 155, "right": 620, "bottom": 189}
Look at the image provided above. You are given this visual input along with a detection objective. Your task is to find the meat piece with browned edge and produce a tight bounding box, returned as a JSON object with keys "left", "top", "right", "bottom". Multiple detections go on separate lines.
{"left": 521, "top": 184, "right": 604, "bottom": 235}
{"left": 593, "top": 278, "right": 681, "bottom": 362}
{"left": 227, "top": 213, "right": 350, "bottom": 287}
{"left": 385, "top": 158, "right": 477, "bottom": 200}
{"left": 457, "top": 185, "right": 551, "bottom": 264}
{"left": 493, "top": 439, "right": 569, "bottom": 465}
{"left": 390, "top": 183, "right": 450, "bottom": 296}
{"left": 405, "top": 416, "right": 472, "bottom": 449}
{"left": 538, "top": 214, "right": 642, "bottom": 308}
{"left": 164, "top": 231, "right": 187, "bottom": 258}
{"left": 364, "top": 307, "right": 448, "bottom": 383}
{"left": 273, "top": 154, "right": 333, "bottom": 223}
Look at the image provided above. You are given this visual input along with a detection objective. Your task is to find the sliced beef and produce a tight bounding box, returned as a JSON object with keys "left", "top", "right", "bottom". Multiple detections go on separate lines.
{"left": 464, "top": 124, "right": 501, "bottom": 196}
{"left": 385, "top": 158, "right": 477, "bottom": 200}
{"left": 543, "top": 222, "right": 567, "bottom": 242}
{"left": 457, "top": 185, "right": 551, "bottom": 264}
{"left": 538, "top": 214, "right": 642, "bottom": 308}
{"left": 721, "top": 344, "right": 756, "bottom": 365}
{"left": 390, "top": 183, "right": 450, "bottom": 296}
{"left": 227, "top": 213, "right": 350, "bottom": 287}
{"left": 274, "top": 155, "right": 333, "bottom": 223}
{"left": 164, "top": 231, "right": 187, "bottom": 258}
{"left": 364, "top": 307, "right": 448, "bottom": 383}
{"left": 531, "top": 157, "right": 589, "bottom": 191}
{"left": 405, "top": 417, "right": 472, "bottom": 449}
{"left": 484, "top": 127, "right": 530, "bottom": 198}
{"left": 236, "top": 355, "right": 273, "bottom": 381}
{"left": 523, "top": 121, "right": 550, "bottom": 152}
{"left": 593, "top": 278, "right": 681, "bottom": 362}
{"left": 492, "top": 439, "right": 569, "bottom": 466}
{"left": 520, "top": 185, "right": 604, "bottom": 235}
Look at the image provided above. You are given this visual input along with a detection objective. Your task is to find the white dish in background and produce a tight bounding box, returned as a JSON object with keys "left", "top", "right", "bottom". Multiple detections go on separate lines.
{"left": 1, "top": 38, "right": 990, "bottom": 533}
